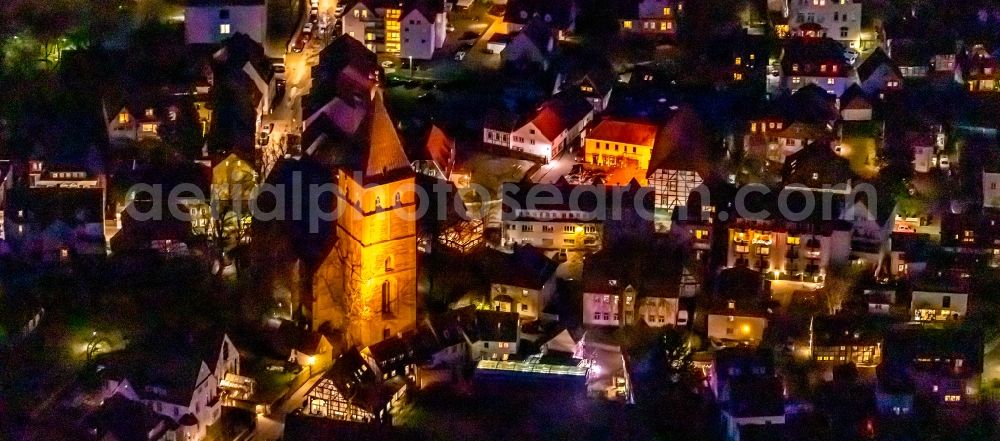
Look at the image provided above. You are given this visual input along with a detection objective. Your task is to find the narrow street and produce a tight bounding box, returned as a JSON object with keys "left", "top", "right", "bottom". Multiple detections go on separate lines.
{"left": 246, "top": 373, "right": 326, "bottom": 441}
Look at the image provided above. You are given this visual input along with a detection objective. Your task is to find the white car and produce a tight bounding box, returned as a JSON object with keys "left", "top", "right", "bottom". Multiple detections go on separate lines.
{"left": 310, "top": 0, "right": 318, "bottom": 6}
{"left": 381, "top": 60, "right": 394, "bottom": 68}
{"left": 318, "top": 21, "right": 328, "bottom": 34}
{"left": 303, "top": 22, "right": 313, "bottom": 34}
{"left": 454, "top": 51, "right": 466, "bottom": 61}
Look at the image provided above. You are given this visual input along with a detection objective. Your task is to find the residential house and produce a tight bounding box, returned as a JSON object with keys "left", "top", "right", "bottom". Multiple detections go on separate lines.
{"left": 887, "top": 232, "right": 931, "bottom": 279}
{"left": 304, "top": 347, "right": 407, "bottom": 424}
{"left": 856, "top": 48, "right": 904, "bottom": 95}
{"left": 93, "top": 332, "right": 243, "bottom": 441}
{"left": 646, "top": 107, "right": 711, "bottom": 224}
{"left": 512, "top": 177, "right": 645, "bottom": 257}
{"left": 361, "top": 336, "right": 414, "bottom": 381}
{"left": 787, "top": 0, "right": 863, "bottom": 48}
{"left": 711, "top": 349, "right": 785, "bottom": 441}
{"left": 469, "top": 309, "right": 520, "bottom": 360}
{"left": 725, "top": 213, "right": 853, "bottom": 280}
{"left": 962, "top": 45, "right": 1000, "bottom": 93}
{"left": 745, "top": 84, "right": 838, "bottom": 164}
{"left": 502, "top": 20, "right": 556, "bottom": 71}
{"left": 780, "top": 37, "right": 853, "bottom": 96}
{"left": 482, "top": 245, "right": 559, "bottom": 321}
{"left": 909, "top": 271, "right": 971, "bottom": 322}
{"left": 583, "top": 118, "right": 659, "bottom": 170}
{"left": 838, "top": 84, "right": 873, "bottom": 121}
{"left": 503, "top": 0, "right": 576, "bottom": 37}
{"left": 781, "top": 141, "right": 853, "bottom": 193}
{"left": 906, "top": 129, "right": 946, "bottom": 174}
{"left": 11, "top": 161, "right": 108, "bottom": 261}
{"left": 426, "top": 305, "right": 478, "bottom": 367}
{"left": 553, "top": 60, "right": 617, "bottom": 112}
{"left": 619, "top": 0, "right": 680, "bottom": 36}
{"left": 184, "top": 0, "right": 267, "bottom": 44}
{"left": 399, "top": 0, "right": 447, "bottom": 60}
{"left": 508, "top": 91, "right": 594, "bottom": 161}
{"left": 808, "top": 314, "right": 882, "bottom": 367}
{"left": 863, "top": 287, "right": 897, "bottom": 316}
{"left": 208, "top": 33, "right": 275, "bottom": 159}
{"left": 408, "top": 125, "right": 456, "bottom": 180}
{"left": 880, "top": 326, "right": 983, "bottom": 406}
{"left": 706, "top": 300, "right": 769, "bottom": 347}
{"left": 887, "top": 38, "right": 931, "bottom": 79}
{"left": 341, "top": 0, "right": 404, "bottom": 54}
{"left": 84, "top": 395, "right": 177, "bottom": 441}
{"left": 581, "top": 248, "right": 690, "bottom": 327}
{"left": 875, "top": 367, "right": 916, "bottom": 417}
{"left": 482, "top": 109, "right": 518, "bottom": 149}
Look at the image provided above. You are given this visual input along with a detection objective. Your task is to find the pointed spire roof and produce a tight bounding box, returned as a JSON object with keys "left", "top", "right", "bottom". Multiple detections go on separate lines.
{"left": 363, "top": 91, "right": 411, "bottom": 180}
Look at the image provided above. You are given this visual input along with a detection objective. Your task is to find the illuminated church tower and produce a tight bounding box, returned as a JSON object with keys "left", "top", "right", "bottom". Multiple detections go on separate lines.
{"left": 310, "top": 91, "right": 417, "bottom": 347}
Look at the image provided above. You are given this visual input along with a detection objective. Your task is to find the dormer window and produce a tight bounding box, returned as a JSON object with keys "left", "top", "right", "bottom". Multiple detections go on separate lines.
{"left": 820, "top": 64, "right": 827, "bottom": 73}
{"left": 118, "top": 112, "right": 129, "bottom": 124}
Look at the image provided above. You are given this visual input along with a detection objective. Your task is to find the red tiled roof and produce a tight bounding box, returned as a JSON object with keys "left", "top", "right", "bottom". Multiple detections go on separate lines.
{"left": 586, "top": 119, "right": 658, "bottom": 147}
{"left": 528, "top": 92, "right": 593, "bottom": 141}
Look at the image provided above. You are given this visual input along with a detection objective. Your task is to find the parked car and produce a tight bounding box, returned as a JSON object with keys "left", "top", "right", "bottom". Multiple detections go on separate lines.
{"left": 454, "top": 51, "right": 466, "bottom": 61}
{"left": 446, "top": 24, "right": 455, "bottom": 32}
{"left": 417, "top": 92, "right": 436, "bottom": 103}
{"left": 318, "top": 21, "right": 328, "bottom": 34}
{"left": 381, "top": 60, "right": 394, "bottom": 68}
{"left": 273, "top": 63, "right": 286, "bottom": 80}
{"left": 291, "top": 37, "right": 306, "bottom": 53}
{"left": 303, "top": 22, "right": 313, "bottom": 34}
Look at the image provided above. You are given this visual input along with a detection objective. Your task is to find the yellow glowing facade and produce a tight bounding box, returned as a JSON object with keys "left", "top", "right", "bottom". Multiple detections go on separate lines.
{"left": 312, "top": 170, "right": 417, "bottom": 347}
{"left": 311, "top": 92, "right": 417, "bottom": 348}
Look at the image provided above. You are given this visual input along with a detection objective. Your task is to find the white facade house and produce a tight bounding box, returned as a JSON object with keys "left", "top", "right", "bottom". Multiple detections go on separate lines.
{"left": 984, "top": 171, "right": 1000, "bottom": 208}
{"left": 400, "top": 5, "right": 447, "bottom": 60}
{"left": 508, "top": 93, "right": 594, "bottom": 161}
{"left": 787, "top": 0, "right": 862, "bottom": 48}
{"left": 911, "top": 289, "right": 969, "bottom": 322}
{"left": 184, "top": 0, "right": 267, "bottom": 45}
{"left": 94, "top": 334, "right": 243, "bottom": 441}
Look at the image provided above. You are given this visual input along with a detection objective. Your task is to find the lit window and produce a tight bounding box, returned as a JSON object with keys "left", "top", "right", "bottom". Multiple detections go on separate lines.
{"left": 142, "top": 123, "right": 156, "bottom": 133}
{"left": 663, "top": 7, "right": 671, "bottom": 16}
{"left": 118, "top": 112, "right": 129, "bottom": 124}
{"left": 220, "top": 23, "right": 231, "bottom": 34}
{"left": 944, "top": 395, "right": 961, "bottom": 402}
{"left": 623, "top": 20, "right": 632, "bottom": 29}
{"left": 733, "top": 72, "right": 743, "bottom": 81}
{"left": 827, "top": 78, "right": 836, "bottom": 85}
{"left": 659, "top": 21, "right": 667, "bottom": 31}
{"left": 145, "top": 108, "right": 154, "bottom": 117}
{"left": 735, "top": 57, "right": 742, "bottom": 66}
{"left": 792, "top": 77, "right": 801, "bottom": 84}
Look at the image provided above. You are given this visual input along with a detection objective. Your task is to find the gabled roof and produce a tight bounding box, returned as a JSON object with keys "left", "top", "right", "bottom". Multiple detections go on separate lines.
{"left": 401, "top": 0, "right": 443, "bottom": 20}
{"left": 429, "top": 305, "right": 479, "bottom": 347}
{"left": 839, "top": 84, "right": 872, "bottom": 110}
{"left": 480, "top": 245, "right": 559, "bottom": 290}
{"left": 525, "top": 91, "right": 593, "bottom": 142}
{"left": 883, "top": 326, "right": 983, "bottom": 377}
{"left": 781, "top": 37, "right": 850, "bottom": 77}
{"left": 647, "top": 106, "right": 710, "bottom": 177}
{"left": 782, "top": 141, "right": 852, "bottom": 188}
{"left": 512, "top": 19, "right": 555, "bottom": 55}
{"left": 474, "top": 309, "right": 520, "bottom": 342}
{"left": 304, "top": 90, "right": 413, "bottom": 184}
{"left": 85, "top": 395, "right": 174, "bottom": 441}
{"left": 365, "top": 336, "right": 410, "bottom": 374}
{"left": 586, "top": 118, "right": 658, "bottom": 147}
{"left": 307, "top": 35, "right": 380, "bottom": 119}
{"left": 321, "top": 347, "right": 378, "bottom": 399}
{"left": 857, "top": 47, "right": 902, "bottom": 82}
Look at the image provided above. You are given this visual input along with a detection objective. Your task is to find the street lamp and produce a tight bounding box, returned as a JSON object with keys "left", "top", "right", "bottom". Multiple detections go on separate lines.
{"left": 409, "top": 56, "right": 414, "bottom": 78}
{"left": 307, "top": 355, "right": 316, "bottom": 377}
